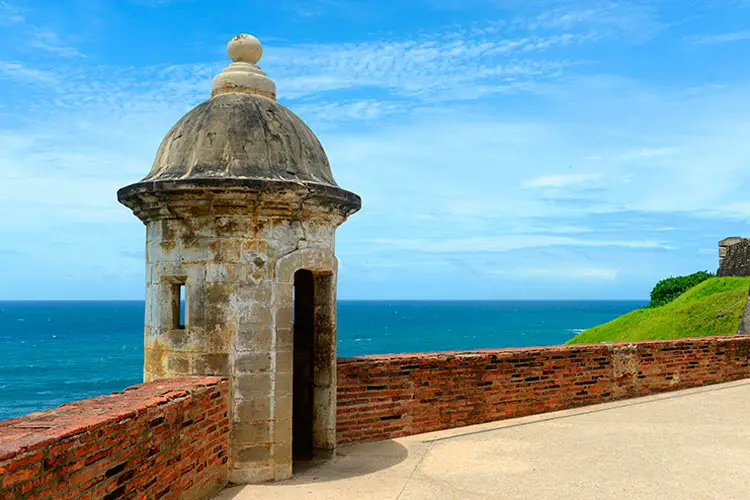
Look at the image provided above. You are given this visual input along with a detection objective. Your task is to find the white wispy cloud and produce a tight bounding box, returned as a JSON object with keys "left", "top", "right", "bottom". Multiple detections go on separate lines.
{"left": 293, "top": 100, "right": 405, "bottom": 123}
{"left": 364, "top": 236, "right": 673, "bottom": 253}
{"left": 527, "top": 267, "right": 619, "bottom": 280}
{"left": 705, "top": 201, "right": 750, "bottom": 220}
{"left": 695, "top": 31, "right": 750, "bottom": 44}
{"left": 0, "top": 27, "right": 576, "bottom": 121}
{"left": 477, "top": 0, "right": 663, "bottom": 42}
{"left": 523, "top": 173, "right": 603, "bottom": 188}
{"left": 0, "top": 61, "right": 57, "bottom": 85}
{"left": 525, "top": 2, "right": 658, "bottom": 37}
{"left": 618, "top": 147, "right": 679, "bottom": 160}
{"left": 129, "top": 0, "right": 194, "bottom": 6}
{"left": 0, "top": 1, "right": 23, "bottom": 25}
{"left": 493, "top": 266, "right": 620, "bottom": 280}
{"left": 27, "top": 29, "right": 86, "bottom": 58}
{"left": 264, "top": 36, "right": 576, "bottom": 101}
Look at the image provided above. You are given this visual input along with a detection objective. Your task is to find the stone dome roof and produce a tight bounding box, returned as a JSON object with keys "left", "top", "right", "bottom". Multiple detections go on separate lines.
{"left": 118, "top": 34, "right": 360, "bottom": 215}
{"left": 143, "top": 93, "right": 337, "bottom": 186}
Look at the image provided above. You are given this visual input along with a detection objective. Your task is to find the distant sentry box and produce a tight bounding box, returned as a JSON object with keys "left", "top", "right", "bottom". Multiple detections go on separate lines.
{"left": 718, "top": 237, "right": 750, "bottom": 276}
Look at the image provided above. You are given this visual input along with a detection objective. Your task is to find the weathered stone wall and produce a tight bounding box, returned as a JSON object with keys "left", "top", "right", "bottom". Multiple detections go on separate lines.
{"left": 139, "top": 188, "right": 343, "bottom": 483}
{"left": 0, "top": 377, "right": 228, "bottom": 500}
{"left": 143, "top": 211, "right": 337, "bottom": 381}
{"left": 336, "top": 336, "right": 750, "bottom": 444}
{"left": 719, "top": 237, "right": 744, "bottom": 267}
{"left": 718, "top": 238, "right": 750, "bottom": 276}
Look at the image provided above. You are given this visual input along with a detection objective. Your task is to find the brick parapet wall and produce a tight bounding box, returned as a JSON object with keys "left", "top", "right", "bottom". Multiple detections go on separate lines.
{"left": 336, "top": 336, "right": 750, "bottom": 444}
{"left": 3, "top": 336, "right": 750, "bottom": 497}
{"left": 0, "top": 377, "right": 229, "bottom": 500}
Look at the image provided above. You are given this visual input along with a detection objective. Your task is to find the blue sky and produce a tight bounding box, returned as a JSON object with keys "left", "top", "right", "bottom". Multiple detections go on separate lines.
{"left": 2, "top": 0, "right": 750, "bottom": 300}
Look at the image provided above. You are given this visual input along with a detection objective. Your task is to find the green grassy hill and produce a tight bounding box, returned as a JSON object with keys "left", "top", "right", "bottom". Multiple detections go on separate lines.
{"left": 567, "top": 277, "right": 750, "bottom": 344}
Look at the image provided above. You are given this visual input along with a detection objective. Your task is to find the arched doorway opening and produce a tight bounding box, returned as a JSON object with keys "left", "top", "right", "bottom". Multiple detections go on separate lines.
{"left": 293, "top": 269, "right": 315, "bottom": 463}
{"left": 291, "top": 267, "right": 336, "bottom": 471}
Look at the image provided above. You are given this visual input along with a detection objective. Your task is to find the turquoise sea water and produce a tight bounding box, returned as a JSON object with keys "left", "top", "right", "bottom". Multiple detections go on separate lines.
{"left": 0, "top": 300, "right": 644, "bottom": 420}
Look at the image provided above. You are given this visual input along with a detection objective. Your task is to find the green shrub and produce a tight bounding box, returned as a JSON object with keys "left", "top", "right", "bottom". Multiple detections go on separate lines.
{"left": 649, "top": 271, "right": 715, "bottom": 307}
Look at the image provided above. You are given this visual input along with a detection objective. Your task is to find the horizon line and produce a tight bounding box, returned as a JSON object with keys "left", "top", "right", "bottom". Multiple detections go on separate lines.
{"left": 0, "top": 298, "right": 649, "bottom": 303}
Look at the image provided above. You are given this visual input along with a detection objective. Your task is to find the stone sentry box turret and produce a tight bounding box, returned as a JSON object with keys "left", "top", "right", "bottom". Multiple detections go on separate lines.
{"left": 117, "top": 34, "right": 360, "bottom": 483}
{"left": 718, "top": 237, "right": 750, "bottom": 276}
{"left": 719, "top": 237, "right": 744, "bottom": 267}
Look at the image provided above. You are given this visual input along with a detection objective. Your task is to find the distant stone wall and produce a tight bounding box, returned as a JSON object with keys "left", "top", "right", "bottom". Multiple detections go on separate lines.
{"left": 719, "top": 237, "right": 744, "bottom": 266}
{"left": 336, "top": 336, "right": 750, "bottom": 444}
{"left": 718, "top": 238, "right": 750, "bottom": 276}
{"left": 0, "top": 377, "right": 228, "bottom": 500}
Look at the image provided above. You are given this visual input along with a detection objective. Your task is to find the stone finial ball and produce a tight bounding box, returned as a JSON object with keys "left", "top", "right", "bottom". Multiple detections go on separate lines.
{"left": 227, "top": 34, "right": 262, "bottom": 64}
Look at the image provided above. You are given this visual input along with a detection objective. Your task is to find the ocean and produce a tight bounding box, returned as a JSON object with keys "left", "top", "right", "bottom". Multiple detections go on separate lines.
{"left": 0, "top": 300, "right": 644, "bottom": 421}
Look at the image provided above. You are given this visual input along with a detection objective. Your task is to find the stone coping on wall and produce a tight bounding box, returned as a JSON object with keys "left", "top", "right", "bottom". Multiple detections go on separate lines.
{"left": 0, "top": 377, "right": 222, "bottom": 461}
{"left": 337, "top": 335, "right": 744, "bottom": 361}
{"left": 0, "top": 376, "right": 229, "bottom": 499}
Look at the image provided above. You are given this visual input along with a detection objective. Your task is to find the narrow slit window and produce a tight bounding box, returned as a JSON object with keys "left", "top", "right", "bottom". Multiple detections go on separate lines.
{"left": 179, "top": 284, "right": 186, "bottom": 329}
{"left": 171, "top": 282, "right": 186, "bottom": 330}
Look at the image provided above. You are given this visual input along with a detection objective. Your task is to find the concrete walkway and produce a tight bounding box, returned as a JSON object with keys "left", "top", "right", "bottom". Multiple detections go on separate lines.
{"left": 215, "top": 380, "right": 750, "bottom": 500}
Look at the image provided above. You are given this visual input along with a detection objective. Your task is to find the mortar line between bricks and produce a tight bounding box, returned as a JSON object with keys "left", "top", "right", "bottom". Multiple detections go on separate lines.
{"left": 422, "top": 379, "right": 750, "bottom": 444}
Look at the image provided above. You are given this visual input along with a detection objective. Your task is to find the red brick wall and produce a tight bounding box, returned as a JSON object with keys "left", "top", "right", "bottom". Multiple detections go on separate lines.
{"left": 0, "top": 377, "right": 229, "bottom": 500}
{"left": 336, "top": 336, "right": 750, "bottom": 444}
{"left": 3, "top": 336, "right": 749, "bottom": 495}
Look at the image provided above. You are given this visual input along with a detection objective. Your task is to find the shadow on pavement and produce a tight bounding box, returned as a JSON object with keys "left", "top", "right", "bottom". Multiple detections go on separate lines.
{"left": 216, "top": 439, "right": 410, "bottom": 497}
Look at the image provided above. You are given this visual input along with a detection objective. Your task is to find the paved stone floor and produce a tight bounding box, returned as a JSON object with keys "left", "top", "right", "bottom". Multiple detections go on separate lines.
{"left": 215, "top": 379, "right": 750, "bottom": 500}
